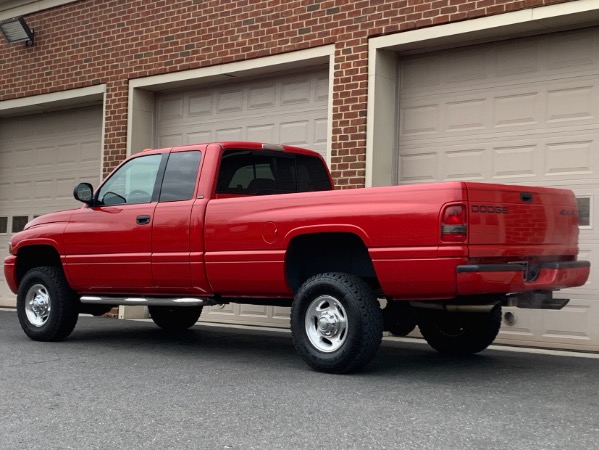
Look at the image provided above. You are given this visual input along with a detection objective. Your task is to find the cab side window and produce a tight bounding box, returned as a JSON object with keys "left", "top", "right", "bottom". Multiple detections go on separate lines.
{"left": 97, "top": 154, "right": 163, "bottom": 206}
{"left": 159, "top": 151, "right": 201, "bottom": 202}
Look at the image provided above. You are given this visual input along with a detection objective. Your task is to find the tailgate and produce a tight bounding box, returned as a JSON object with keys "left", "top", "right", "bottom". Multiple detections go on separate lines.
{"left": 465, "top": 183, "right": 579, "bottom": 257}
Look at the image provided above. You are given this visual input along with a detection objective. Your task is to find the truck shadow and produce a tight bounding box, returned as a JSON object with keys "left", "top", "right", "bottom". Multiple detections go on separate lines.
{"left": 60, "top": 316, "right": 582, "bottom": 382}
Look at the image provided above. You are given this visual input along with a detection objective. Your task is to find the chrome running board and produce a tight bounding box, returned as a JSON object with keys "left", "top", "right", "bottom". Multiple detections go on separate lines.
{"left": 80, "top": 295, "right": 211, "bottom": 307}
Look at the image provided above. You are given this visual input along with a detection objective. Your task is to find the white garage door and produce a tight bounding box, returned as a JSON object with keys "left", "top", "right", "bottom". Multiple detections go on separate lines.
{"left": 155, "top": 69, "right": 329, "bottom": 327}
{"left": 397, "top": 27, "right": 599, "bottom": 351}
{"left": 0, "top": 107, "right": 103, "bottom": 307}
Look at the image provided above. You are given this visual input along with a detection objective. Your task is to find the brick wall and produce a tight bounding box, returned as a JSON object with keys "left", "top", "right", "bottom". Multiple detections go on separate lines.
{"left": 0, "top": 0, "right": 572, "bottom": 187}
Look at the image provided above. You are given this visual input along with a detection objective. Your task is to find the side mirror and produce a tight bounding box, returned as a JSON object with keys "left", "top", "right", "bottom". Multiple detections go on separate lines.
{"left": 73, "top": 182, "right": 94, "bottom": 206}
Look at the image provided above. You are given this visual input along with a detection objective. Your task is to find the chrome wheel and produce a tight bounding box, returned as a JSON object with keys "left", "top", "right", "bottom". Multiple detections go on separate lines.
{"left": 24, "top": 283, "right": 51, "bottom": 327}
{"left": 305, "top": 295, "right": 348, "bottom": 353}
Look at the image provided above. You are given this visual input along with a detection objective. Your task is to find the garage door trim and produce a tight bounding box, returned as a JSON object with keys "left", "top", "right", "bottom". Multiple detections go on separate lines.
{"left": 128, "top": 45, "right": 335, "bottom": 165}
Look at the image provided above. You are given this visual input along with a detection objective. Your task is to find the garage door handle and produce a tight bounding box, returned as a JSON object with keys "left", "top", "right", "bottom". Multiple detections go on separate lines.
{"left": 136, "top": 215, "right": 151, "bottom": 225}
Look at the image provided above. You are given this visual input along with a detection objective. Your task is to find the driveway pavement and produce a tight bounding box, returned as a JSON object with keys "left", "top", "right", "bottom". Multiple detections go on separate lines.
{"left": 1, "top": 309, "right": 598, "bottom": 449}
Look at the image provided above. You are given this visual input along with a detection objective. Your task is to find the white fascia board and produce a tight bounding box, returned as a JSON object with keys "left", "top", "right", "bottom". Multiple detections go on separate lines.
{"left": 0, "top": 0, "right": 79, "bottom": 20}
{"left": 0, "top": 84, "right": 105, "bottom": 116}
{"left": 129, "top": 45, "right": 335, "bottom": 90}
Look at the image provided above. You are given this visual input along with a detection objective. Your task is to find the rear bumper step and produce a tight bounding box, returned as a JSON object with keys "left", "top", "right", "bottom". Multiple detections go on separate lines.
{"left": 410, "top": 291, "right": 569, "bottom": 312}
{"left": 456, "top": 260, "right": 590, "bottom": 296}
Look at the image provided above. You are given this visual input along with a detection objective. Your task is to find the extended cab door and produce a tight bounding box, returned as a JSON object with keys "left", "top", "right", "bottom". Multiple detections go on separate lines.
{"left": 63, "top": 153, "right": 165, "bottom": 292}
{"left": 151, "top": 149, "right": 210, "bottom": 293}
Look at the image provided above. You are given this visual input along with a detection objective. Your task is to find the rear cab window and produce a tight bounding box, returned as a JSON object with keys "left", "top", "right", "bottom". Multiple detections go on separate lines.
{"left": 216, "top": 149, "right": 331, "bottom": 197}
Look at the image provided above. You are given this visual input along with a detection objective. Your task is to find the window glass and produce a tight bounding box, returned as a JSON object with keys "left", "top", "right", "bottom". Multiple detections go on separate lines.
{"left": 251, "top": 155, "right": 277, "bottom": 194}
{"left": 273, "top": 156, "right": 296, "bottom": 193}
{"left": 159, "top": 151, "right": 201, "bottom": 202}
{"left": 12, "top": 216, "right": 28, "bottom": 233}
{"left": 0, "top": 217, "right": 7, "bottom": 234}
{"left": 216, "top": 149, "right": 332, "bottom": 195}
{"left": 296, "top": 154, "right": 332, "bottom": 192}
{"left": 217, "top": 150, "right": 254, "bottom": 193}
{"left": 576, "top": 197, "right": 591, "bottom": 227}
{"left": 97, "top": 154, "right": 162, "bottom": 206}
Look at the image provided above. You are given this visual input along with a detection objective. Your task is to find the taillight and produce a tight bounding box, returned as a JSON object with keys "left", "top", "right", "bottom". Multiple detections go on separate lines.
{"left": 441, "top": 205, "right": 467, "bottom": 242}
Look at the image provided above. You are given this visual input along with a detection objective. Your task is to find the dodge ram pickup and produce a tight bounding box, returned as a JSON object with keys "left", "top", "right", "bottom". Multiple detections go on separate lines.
{"left": 4, "top": 142, "right": 590, "bottom": 373}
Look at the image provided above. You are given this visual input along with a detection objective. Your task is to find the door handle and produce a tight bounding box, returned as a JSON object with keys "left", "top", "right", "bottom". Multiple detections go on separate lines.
{"left": 136, "top": 215, "right": 151, "bottom": 225}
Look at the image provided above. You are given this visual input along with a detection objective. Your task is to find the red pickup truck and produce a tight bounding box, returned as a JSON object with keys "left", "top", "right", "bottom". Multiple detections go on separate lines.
{"left": 4, "top": 142, "right": 590, "bottom": 373}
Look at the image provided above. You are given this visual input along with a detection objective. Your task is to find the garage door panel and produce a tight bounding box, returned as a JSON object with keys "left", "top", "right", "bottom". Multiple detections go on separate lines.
{"left": 315, "top": 75, "right": 329, "bottom": 101}
{"left": 189, "top": 93, "right": 212, "bottom": 116}
{"left": 281, "top": 78, "right": 312, "bottom": 105}
{"left": 398, "top": 27, "right": 599, "bottom": 351}
{"left": 248, "top": 84, "right": 276, "bottom": 109}
{"left": 246, "top": 124, "right": 276, "bottom": 143}
{"left": 548, "top": 31, "right": 596, "bottom": 70}
{"left": 0, "top": 106, "right": 103, "bottom": 307}
{"left": 493, "top": 144, "right": 538, "bottom": 179}
{"left": 36, "top": 146, "right": 59, "bottom": 166}
{"left": 215, "top": 127, "right": 243, "bottom": 142}
{"left": 159, "top": 97, "right": 184, "bottom": 121}
{"left": 495, "top": 41, "right": 540, "bottom": 77}
{"left": 187, "top": 130, "right": 212, "bottom": 145}
{"left": 494, "top": 92, "right": 539, "bottom": 128}
{"left": 545, "top": 139, "right": 594, "bottom": 177}
{"left": 158, "top": 134, "right": 184, "bottom": 148}
{"left": 217, "top": 89, "right": 244, "bottom": 113}
{"left": 34, "top": 180, "right": 54, "bottom": 200}
{"left": 0, "top": 183, "right": 10, "bottom": 201}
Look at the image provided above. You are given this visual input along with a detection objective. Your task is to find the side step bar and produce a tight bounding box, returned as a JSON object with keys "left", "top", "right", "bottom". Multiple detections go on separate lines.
{"left": 80, "top": 295, "right": 214, "bottom": 307}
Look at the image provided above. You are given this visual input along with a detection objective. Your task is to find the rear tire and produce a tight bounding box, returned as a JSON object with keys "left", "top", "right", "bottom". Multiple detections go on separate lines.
{"left": 17, "top": 266, "right": 79, "bottom": 341}
{"left": 417, "top": 305, "right": 502, "bottom": 355}
{"left": 383, "top": 300, "right": 417, "bottom": 337}
{"left": 291, "top": 272, "right": 383, "bottom": 374}
{"left": 148, "top": 306, "right": 203, "bottom": 331}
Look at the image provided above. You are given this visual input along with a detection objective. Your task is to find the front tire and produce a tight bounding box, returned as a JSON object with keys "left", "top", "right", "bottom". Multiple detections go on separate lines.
{"left": 148, "top": 306, "right": 203, "bottom": 331}
{"left": 417, "top": 305, "right": 502, "bottom": 355}
{"left": 291, "top": 273, "right": 383, "bottom": 374}
{"left": 17, "top": 266, "right": 79, "bottom": 341}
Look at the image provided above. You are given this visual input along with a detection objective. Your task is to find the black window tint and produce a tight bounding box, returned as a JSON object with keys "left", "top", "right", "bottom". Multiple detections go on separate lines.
{"left": 576, "top": 197, "right": 591, "bottom": 227}
{"left": 159, "top": 151, "right": 201, "bottom": 202}
{"left": 274, "top": 156, "right": 296, "bottom": 194}
{"left": 0, "top": 217, "right": 7, "bottom": 233}
{"left": 216, "top": 149, "right": 331, "bottom": 195}
{"left": 217, "top": 150, "right": 254, "bottom": 194}
{"left": 250, "top": 155, "right": 277, "bottom": 194}
{"left": 12, "top": 216, "right": 28, "bottom": 233}
{"left": 296, "top": 154, "right": 332, "bottom": 192}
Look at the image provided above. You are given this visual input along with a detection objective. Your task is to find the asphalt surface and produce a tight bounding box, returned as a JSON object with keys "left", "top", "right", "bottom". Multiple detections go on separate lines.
{"left": 1, "top": 310, "right": 598, "bottom": 450}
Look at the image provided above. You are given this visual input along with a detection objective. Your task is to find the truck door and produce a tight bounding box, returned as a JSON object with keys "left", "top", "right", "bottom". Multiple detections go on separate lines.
{"left": 151, "top": 150, "right": 210, "bottom": 293}
{"left": 63, "top": 153, "right": 165, "bottom": 292}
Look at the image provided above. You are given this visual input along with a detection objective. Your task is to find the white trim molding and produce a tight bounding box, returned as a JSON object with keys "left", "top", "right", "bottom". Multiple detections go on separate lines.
{"left": 0, "top": 84, "right": 105, "bottom": 116}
